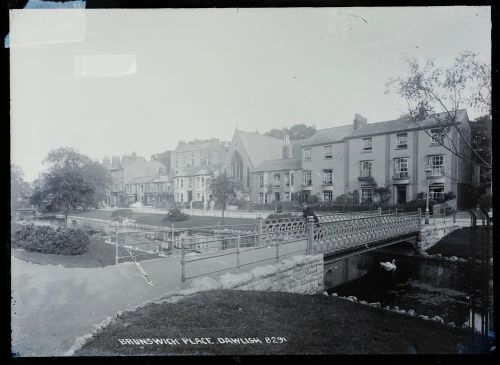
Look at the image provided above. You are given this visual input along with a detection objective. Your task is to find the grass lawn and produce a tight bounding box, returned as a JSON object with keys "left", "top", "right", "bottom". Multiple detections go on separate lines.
{"left": 427, "top": 227, "right": 493, "bottom": 259}
{"left": 71, "top": 210, "right": 256, "bottom": 230}
{"left": 10, "top": 222, "right": 159, "bottom": 268}
{"left": 75, "top": 290, "right": 491, "bottom": 355}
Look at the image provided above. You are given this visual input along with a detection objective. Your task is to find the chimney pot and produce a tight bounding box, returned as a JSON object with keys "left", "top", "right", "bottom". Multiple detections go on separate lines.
{"left": 354, "top": 113, "right": 367, "bottom": 130}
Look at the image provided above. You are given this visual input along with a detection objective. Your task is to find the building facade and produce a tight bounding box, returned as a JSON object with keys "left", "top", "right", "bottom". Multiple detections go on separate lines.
{"left": 124, "top": 175, "right": 172, "bottom": 207}
{"left": 102, "top": 154, "right": 168, "bottom": 207}
{"left": 173, "top": 164, "right": 220, "bottom": 203}
{"left": 171, "top": 139, "right": 227, "bottom": 175}
{"left": 249, "top": 110, "right": 472, "bottom": 208}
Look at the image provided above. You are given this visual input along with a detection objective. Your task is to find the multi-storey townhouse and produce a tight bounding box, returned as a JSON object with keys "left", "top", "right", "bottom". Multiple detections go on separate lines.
{"left": 251, "top": 141, "right": 302, "bottom": 203}
{"left": 173, "top": 164, "right": 220, "bottom": 204}
{"left": 300, "top": 122, "right": 355, "bottom": 202}
{"left": 124, "top": 174, "right": 172, "bottom": 207}
{"left": 170, "top": 139, "right": 227, "bottom": 175}
{"left": 346, "top": 110, "right": 472, "bottom": 206}
{"left": 102, "top": 154, "right": 167, "bottom": 207}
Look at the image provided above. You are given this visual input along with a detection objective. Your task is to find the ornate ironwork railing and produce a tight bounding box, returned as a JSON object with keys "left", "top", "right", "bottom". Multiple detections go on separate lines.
{"left": 311, "top": 211, "right": 421, "bottom": 254}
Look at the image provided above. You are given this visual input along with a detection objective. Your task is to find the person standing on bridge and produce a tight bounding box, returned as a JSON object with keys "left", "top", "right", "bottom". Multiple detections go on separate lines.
{"left": 302, "top": 203, "right": 319, "bottom": 226}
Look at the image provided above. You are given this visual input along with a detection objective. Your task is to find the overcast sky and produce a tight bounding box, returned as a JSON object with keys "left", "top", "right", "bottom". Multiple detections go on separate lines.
{"left": 10, "top": 7, "right": 491, "bottom": 181}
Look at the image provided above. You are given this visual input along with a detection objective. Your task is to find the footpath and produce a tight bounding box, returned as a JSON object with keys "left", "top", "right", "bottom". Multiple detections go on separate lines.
{"left": 11, "top": 239, "right": 306, "bottom": 356}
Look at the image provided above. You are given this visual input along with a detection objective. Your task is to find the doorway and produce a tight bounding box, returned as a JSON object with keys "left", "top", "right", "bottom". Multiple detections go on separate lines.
{"left": 396, "top": 185, "right": 407, "bottom": 204}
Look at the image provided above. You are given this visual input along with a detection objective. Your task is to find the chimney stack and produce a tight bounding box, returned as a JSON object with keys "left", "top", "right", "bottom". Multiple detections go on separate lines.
{"left": 103, "top": 156, "right": 111, "bottom": 169}
{"left": 353, "top": 113, "right": 367, "bottom": 130}
{"left": 111, "top": 156, "right": 120, "bottom": 169}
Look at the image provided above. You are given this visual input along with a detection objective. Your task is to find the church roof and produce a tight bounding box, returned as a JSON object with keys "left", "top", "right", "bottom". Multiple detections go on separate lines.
{"left": 236, "top": 130, "right": 285, "bottom": 167}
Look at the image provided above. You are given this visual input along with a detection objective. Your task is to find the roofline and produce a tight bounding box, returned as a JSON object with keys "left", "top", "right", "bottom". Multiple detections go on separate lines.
{"left": 253, "top": 167, "right": 302, "bottom": 173}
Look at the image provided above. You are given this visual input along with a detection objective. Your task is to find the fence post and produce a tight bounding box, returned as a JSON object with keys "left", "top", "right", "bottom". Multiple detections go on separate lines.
{"left": 257, "top": 215, "right": 263, "bottom": 245}
{"left": 115, "top": 224, "right": 119, "bottom": 265}
{"left": 378, "top": 207, "right": 382, "bottom": 216}
{"left": 395, "top": 208, "right": 398, "bottom": 214}
{"left": 237, "top": 234, "right": 241, "bottom": 271}
{"left": 181, "top": 240, "right": 186, "bottom": 282}
{"left": 171, "top": 224, "right": 175, "bottom": 254}
{"left": 307, "top": 217, "right": 314, "bottom": 254}
{"left": 418, "top": 208, "right": 422, "bottom": 229}
{"left": 275, "top": 231, "right": 279, "bottom": 263}
{"left": 453, "top": 211, "right": 456, "bottom": 223}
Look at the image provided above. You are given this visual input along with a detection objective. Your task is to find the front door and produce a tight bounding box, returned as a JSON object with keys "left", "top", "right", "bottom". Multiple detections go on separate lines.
{"left": 275, "top": 192, "right": 280, "bottom": 202}
{"left": 397, "top": 185, "right": 407, "bottom": 204}
{"left": 187, "top": 191, "right": 193, "bottom": 202}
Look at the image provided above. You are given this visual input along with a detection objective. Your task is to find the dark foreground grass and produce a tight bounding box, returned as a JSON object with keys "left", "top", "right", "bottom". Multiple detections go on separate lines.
{"left": 75, "top": 290, "right": 491, "bottom": 355}
{"left": 427, "top": 227, "right": 493, "bottom": 259}
{"left": 72, "top": 210, "right": 256, "bottom": 229}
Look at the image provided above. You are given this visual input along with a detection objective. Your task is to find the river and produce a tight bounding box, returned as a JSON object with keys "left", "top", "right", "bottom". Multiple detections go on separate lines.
{"left": 324, "top": 239, "right": 494, "bottom": 343}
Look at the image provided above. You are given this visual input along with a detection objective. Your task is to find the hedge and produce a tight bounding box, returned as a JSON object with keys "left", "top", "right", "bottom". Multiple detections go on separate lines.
{"left": 111, "top": 209, "right": 134, "bottom": 220}
{"left": 163, "top": 209, "right": 189, "bottom": 222}
{"left": 14, "top": 224, "right": 90, "bottom": 255}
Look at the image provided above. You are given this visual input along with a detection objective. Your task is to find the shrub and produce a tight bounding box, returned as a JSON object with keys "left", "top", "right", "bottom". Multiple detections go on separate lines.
{"left": 163, "top": 209, "right": 189, "bottom": 222}
{"left": 266, "top": 212, "right": 301, "bottom": 220}
{"left": 111, "top": 209, "right": 134, "bottom": 221}
{"left": 14, "top": 224, "right": 90, "bottom": 255}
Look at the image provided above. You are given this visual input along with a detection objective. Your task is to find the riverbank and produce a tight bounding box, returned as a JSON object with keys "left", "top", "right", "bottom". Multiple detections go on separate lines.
{"left": 75, "top": 290, "right": 492, "bottom": 355}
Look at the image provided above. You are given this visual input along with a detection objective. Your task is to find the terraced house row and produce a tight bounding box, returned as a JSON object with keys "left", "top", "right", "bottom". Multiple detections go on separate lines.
{"left": 245, "top": 110, "right": 473, "bottom": 208}
{"left": 104, "top": 110, "right": 473, "bottom": 209}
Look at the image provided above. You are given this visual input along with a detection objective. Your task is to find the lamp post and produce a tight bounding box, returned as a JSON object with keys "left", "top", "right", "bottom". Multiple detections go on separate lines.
{"left": 424, "top": 165, "right": 433, "bottom": 224}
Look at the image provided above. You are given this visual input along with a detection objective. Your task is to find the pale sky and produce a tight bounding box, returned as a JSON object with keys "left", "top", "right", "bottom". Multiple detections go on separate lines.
{"left": 10, "top": 7, "right": 491, "bottom": 181}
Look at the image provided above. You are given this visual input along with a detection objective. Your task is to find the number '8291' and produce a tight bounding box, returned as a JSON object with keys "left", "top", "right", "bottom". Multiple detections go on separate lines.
{"left": 264, "top": 337, "right": 287, "bottom": 344}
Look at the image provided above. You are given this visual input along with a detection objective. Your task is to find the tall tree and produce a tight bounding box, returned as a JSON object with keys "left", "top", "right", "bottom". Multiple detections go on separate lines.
{"left": 386, "top": 51, "right": 492, "bottom": 177}
{"left": 11, "top": 164, "right": 32, "bottom": 213}
{"left": 31, "top": 148, "right": 112, "bottom": 222}
{"left": 151, "top": 150, "right": 172, "bottom": 172}
{"left": 263, "top": 124, "right": 317, "bottom": 140}
{"left": 209, "top": 172, "right": 243, "bottom": 222}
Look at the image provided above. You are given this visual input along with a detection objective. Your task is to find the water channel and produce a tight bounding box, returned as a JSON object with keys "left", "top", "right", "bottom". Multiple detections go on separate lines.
{"left": 324, "top": 228, "right": 494, "bottom": 350}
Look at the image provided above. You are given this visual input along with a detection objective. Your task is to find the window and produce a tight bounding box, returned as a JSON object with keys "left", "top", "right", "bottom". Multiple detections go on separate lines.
{"left": 259, "top": 175, "right": 264, "bottom": 188}
{"left": 303, "top": 171, "right": 312, "bottom": 186}
{"left": 430, "top": 128, "right": 444, "bottom": 144}
{"left": 396, "top": 133, "right": 408, "bottom": 149}
{"left": 201, "top": 177, "right": 205, "bottom": 189}
{"left": 180, "top": 193, "right": 184, "bottom": 202}
{"left": 323, "top": 191, "right": 333, "bottom": 202}
{"left": 394, "top": 158, "right": 408, "bottom": 179}
{"left": 324, "top": 145, "right": 333, "bottom": 159}
{"left": 197, "top": 193, "right": 200, "bottom": 200}
{"left": 303, "top": 148, "right": 312, "bottom": 161}
{"left": 290, "top": 171, "right": 295, "bottom": 186}
{"left": 428, "top": 155, "right": 444, "bottom": 176}
{"left": 285, "top": 192, "right": 290, "bottom": 201}
{"left": 362, "top": 138, "right": 372, "bottom": 151}
{"left": 360, "top": 161, "right": 373, "bottom": 177}
{"left": 429, "top": 185, "right": 445, "bottom": 200}
{"left": 180, "top": 179, "right": 184, "bottom": 188}
{"left": 264, "top": 193, "right": 268, "bottom": 203}
{"left": 322, "top": 169, "right": 333, "bottom": 185}
{"left": 274, "top": 173, "right": 281, "bottom": 186}
{"left": 361, "top": 188, "right": 373, "bottom": 203}
{"left": 259, "top": 193, "right": 264, "bottom": 204}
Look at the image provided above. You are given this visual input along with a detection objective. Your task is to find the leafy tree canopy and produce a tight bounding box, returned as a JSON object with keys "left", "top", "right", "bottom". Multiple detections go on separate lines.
{"left": 263, "top": 124, "right": 317, "bottom": 140}
{"left": 31, "top": 147, "right": 112, "bottom": 214}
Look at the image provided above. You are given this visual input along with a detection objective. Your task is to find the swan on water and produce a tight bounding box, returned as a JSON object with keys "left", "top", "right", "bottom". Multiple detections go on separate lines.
{"left": 379, "top": 259, "right": 396, "bottom": 271}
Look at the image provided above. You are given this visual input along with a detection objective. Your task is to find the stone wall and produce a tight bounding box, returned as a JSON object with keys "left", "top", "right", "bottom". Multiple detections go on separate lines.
{"left": 213, "top": 254, "right": 324, "bottom": 294}
{"left": 417, "top": 223, "right": 461, "bottom": 252}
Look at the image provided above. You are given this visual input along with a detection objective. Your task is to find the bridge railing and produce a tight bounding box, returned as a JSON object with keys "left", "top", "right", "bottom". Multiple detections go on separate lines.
{"left": 309, "top": 210, "right": 422, "bottom": 254}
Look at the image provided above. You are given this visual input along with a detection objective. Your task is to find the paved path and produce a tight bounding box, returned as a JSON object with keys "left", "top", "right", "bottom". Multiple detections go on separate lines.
{"left": 11, "top": 239, "right": 307, "bottom": 357}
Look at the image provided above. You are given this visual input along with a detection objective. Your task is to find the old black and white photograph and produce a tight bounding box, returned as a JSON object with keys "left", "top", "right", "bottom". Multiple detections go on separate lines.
{"left": 8, "top": 1, "right": 493, "bottom": 357}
